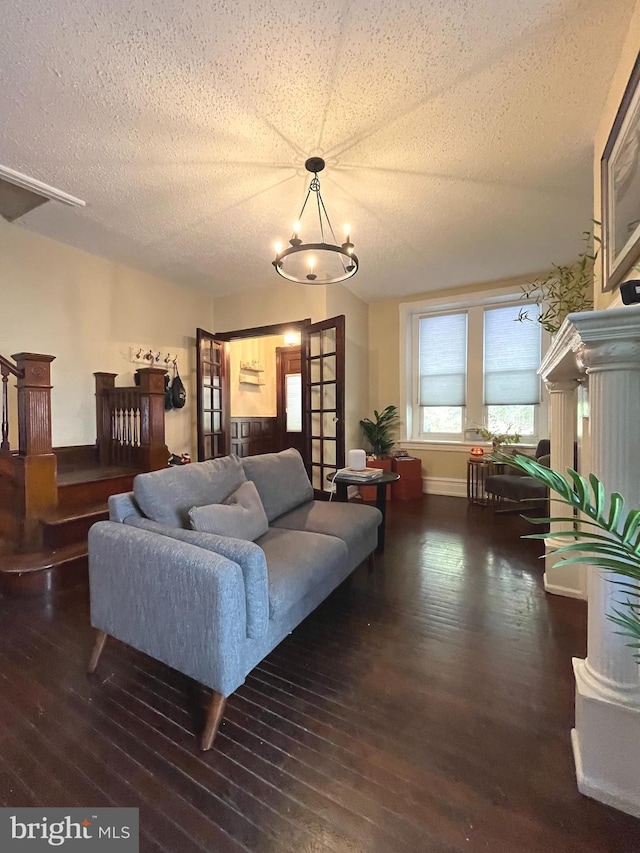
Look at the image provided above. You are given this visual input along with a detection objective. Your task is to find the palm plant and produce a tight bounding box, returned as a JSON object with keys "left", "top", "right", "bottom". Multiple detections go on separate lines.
{"left": 359, "top": 405, "right": 400, "bottom": 457}
{"left": 498, "top": 452, "right": 640, "bottom": 657}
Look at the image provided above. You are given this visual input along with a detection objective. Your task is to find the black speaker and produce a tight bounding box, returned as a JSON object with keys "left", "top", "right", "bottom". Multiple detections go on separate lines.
{"left": 620, "top": 279, "right": 640, "bottom": 305}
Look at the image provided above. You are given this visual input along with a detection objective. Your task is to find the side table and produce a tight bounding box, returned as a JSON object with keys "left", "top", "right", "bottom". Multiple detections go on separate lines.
{"left": 330, "top": 471, "right": 400, "bottom": 552}
{"left": 467, "top": 458, "right": 503, "bottom": 506}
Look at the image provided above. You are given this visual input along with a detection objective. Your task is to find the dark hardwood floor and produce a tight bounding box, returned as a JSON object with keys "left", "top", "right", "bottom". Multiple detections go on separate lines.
{"left": 1, "top": 495, "right": 639, "bottom": 852}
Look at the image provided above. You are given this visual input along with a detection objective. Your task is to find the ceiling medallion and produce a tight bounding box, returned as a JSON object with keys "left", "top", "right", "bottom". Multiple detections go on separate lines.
{"left": 272, "top": 157, "right": 359, "bottom": 285}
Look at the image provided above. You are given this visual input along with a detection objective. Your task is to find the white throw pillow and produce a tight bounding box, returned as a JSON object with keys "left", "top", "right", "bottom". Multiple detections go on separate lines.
{"left": 188, "top": 480, "right": 269, "bottom": 542}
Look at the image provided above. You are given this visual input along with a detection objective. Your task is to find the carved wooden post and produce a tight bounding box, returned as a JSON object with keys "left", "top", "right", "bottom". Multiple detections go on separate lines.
{"left": 11, "top": 353, "right": 57, "bottom": 550}
{"left": 137, "top": 368, "right": 169, "bottom": 471}
{"left": 94, "top": 373, "right": 117, "bottom": 466}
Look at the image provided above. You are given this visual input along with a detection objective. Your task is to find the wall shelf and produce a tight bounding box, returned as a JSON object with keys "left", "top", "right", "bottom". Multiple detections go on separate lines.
{"left": 239, "top": 374, "right": 265, "bottom": 386}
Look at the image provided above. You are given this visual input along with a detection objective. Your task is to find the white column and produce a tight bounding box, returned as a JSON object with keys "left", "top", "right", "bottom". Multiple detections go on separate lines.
{"left": 543, "top": 379, "right": 585, "bottom": 598}
{"left": 571, "top": 331, "right": 640, "bottom": 816}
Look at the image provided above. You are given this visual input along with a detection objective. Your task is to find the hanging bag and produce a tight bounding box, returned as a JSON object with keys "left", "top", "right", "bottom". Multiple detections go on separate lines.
{"left": 164, "top": 373, "right": 173, "bottom": 411}
{"left": 171, "top": 360, "right": 186, "bottom": 409}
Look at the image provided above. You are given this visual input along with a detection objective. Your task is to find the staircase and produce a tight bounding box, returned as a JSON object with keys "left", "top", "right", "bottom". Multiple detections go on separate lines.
{"left": 0, "top": 355, "right": 168, "bottom": 595}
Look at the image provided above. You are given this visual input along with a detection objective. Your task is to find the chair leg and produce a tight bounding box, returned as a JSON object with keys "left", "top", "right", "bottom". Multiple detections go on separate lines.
{"left": 87, "top": 630, "right": 108, "bottom": 675}
{"left": 201, "top": 691, "right": 227, "bottom": 751}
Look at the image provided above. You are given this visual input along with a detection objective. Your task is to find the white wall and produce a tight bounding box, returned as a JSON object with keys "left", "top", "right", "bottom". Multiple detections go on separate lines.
{"left": 0, "top": 219, "right": 213, "bottom": 456}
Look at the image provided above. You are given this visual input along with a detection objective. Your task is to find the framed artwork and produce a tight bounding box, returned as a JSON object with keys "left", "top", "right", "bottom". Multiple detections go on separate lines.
{"left": 601, "top": 52, "right": 640, "bottom": 292}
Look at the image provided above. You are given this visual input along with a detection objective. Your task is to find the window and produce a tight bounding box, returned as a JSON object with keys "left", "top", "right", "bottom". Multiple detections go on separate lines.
{"left": 409, "top": 295, "right": 544, "bottom": 442}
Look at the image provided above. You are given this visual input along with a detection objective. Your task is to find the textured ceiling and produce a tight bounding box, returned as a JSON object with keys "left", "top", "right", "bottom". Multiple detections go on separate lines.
{"left": 1, "top": 0, "right": 636, "bottom": 302}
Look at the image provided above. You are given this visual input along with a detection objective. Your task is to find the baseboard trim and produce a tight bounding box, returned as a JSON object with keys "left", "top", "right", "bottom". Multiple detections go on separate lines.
{"left": 572, "top": 728, "right": 640, "bottom": 818}
{"left": 423, "top": 477, "right": 466, "bottom": 498}
{"left": 543, "top": 573, "right": 588, "bottom": 600}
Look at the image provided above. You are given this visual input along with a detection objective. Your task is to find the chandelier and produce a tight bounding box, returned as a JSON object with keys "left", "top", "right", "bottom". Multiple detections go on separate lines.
{"left": 272, "top": 157, "right": 359, "bottom": 284}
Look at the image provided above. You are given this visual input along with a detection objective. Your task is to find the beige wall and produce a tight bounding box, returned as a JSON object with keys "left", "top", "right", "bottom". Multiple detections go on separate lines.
{"left": 212, "top": 280, "right": 326, "bottom": 331}
{"left": 594, "top": 1, "right": 640, "bottom": 309}
{"left": 0, "top": 219, "right": 213, "bottom": 456}
{"left": 326, "top": 286, "right": 369, "bottom": 455}
{"left": 229, "top": 335, "right": 284, "bottom": 417}
{"left": 368, "top": 274, "right": 539, "bottom": 482}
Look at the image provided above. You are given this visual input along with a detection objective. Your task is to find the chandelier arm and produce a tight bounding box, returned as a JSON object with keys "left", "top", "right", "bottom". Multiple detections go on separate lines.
{"left": 294, "top": 186, "right": 313, "bottom": 237}
{"left": 316, "top": 189, "right": 325, "bottom": 244}
{"left": 316, "top": 190, "right": 348, "bottom": 273}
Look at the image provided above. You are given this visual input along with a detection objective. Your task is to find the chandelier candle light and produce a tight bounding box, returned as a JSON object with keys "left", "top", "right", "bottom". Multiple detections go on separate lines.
{"left": 272, "top": 157, "right": 359, "bottom": 284}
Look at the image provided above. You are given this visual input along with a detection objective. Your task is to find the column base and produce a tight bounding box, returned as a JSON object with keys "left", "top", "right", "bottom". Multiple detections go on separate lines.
{"left": 543, "top": 539, "right": 587, "bottom": 600}
{"left": 572, "top": 658, "right": 640, "bottom": 817}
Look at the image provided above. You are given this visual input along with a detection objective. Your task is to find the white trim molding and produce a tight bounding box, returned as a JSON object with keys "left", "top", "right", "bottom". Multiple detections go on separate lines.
{"left": 423, "top": 476, "right": 466, "bottom": 498}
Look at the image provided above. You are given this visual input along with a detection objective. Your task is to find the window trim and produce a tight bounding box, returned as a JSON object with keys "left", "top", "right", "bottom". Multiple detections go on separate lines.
{"left": 399, "top": 288, "right": 550, "bottom": 446}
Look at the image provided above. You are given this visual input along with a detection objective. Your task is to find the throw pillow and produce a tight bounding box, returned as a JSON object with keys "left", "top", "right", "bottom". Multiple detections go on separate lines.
{"left": 188, "top": 480, "right": 269, "bottom": 542}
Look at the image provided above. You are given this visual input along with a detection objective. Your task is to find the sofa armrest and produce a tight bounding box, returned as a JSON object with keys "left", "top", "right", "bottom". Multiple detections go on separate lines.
{"left": 123, "top": 517, "right": 269, "bottom": 640}
{"left": 88, "top": 522, "right": 248, "bottom": 696}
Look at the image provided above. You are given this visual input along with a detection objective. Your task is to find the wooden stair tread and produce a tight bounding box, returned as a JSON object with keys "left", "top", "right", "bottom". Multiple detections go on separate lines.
{"left": 0, "top": 542, "right": 87, "bottom": 575}
{"left": 40, "top": 501, "right": 108, "bottom": 525}
{"left": 57, "top": 464, "right": 139, "bottom": 486}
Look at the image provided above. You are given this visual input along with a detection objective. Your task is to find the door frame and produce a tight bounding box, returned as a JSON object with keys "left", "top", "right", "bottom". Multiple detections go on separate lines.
{"left": 214, "top": 319, "right": 311, "bottom": 341}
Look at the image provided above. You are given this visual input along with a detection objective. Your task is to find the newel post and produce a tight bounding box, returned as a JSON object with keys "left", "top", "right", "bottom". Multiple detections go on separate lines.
{"left": 11, "top": 352, "right": 57, "bottom": 549}
{"left": 94, "top": 373, "right": 117, "bottom": 466}
{"left": 137, "top": 368, "right": 169, "bottom": 471}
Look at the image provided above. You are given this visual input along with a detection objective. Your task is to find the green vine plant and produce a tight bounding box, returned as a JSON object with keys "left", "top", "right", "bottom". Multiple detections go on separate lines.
{"left": 517, "top": 229, "right": 599, "bottom": 334}
{"left": 494, "top": 452, "right": 640, "bottom": 657}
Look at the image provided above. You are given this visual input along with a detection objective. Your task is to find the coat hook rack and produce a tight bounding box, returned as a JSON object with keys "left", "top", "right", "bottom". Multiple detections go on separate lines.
{"left": 164, "top": 354, "right": 178, "bottom": 365}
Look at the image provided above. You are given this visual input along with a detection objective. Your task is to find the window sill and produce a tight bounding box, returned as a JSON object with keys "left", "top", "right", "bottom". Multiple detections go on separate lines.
{"left": 399, "top": 440, "right": 539, "bottom": 454}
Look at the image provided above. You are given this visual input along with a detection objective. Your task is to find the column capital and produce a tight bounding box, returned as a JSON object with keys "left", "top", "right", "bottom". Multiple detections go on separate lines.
{"left": 544, "top": 378, "right": 580, "bottom": 393}
{"left": 577, "top": 339, "right": 640, "bottom": 373}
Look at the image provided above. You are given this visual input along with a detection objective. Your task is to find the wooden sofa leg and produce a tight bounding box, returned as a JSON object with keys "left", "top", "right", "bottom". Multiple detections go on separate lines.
{"left": 87, "top": 630, "right": 108, "bottom": 675}
{"left": 201, "top": 692, "right": 227, "bottom": 751}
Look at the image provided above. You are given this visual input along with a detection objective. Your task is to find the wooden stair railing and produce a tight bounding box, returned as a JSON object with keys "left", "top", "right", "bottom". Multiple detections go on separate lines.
{"left": 95, "top": 368, "right": 168, "bottom": 473}
{"left": 0, "top": 353, "right": 57, "bottom": 551}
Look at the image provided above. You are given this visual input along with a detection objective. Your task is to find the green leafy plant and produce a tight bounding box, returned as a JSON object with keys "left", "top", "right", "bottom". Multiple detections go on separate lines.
{"left": 475, "top": 425, "right": 520, "bottom": 451}
{"left": 359, "top": 405, "right": 400, "bottom": 458}
{"left": 496, "top": 452, "right": 640, "bottom": 657}
{"left": 517, "top": 230, "right": 598, "bottom": 334}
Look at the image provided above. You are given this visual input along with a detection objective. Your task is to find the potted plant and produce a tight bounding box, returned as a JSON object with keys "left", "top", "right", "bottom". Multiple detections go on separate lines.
{"left": 359, "top": 405, "right": 400, "bottom": 500}
{"left": 498, "top": 452, "right": 640, "bottom": 656}
{"left": 359, "top": 405, "right": 400, "bottom": 458}
{"left": 476, "top": 425, "right": 521, "bottom": 453}
{"left": 516, "top": 229, "right": 598, "bottom": 334}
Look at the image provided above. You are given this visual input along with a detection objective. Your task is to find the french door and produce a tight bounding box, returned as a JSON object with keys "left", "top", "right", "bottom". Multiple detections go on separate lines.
{"left": 196, "top": 316, "right": 345, "bottom": 487}
{"left": 301, "top": 316, "right": 345, "bottom": 495}
{"left": 196, "top": 328, "right": 230, "bottom": 460}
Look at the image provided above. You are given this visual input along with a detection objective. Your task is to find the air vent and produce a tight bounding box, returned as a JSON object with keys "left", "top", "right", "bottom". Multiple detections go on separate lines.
{"left": 0, "top": 164, "right": 85, "bottom": 222}
{"left": 0, "top": 177, "right": 48, "bottom": 222}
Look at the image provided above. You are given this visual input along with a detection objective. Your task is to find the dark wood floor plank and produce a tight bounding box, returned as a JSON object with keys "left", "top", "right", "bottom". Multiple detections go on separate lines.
{"left": 1, "top": 495, "right": 640, "bottom": 852}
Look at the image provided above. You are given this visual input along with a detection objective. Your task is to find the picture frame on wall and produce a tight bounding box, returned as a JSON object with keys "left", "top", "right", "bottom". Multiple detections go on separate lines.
{"left": 601, "top": 52, "right": 640, "bottom": 293}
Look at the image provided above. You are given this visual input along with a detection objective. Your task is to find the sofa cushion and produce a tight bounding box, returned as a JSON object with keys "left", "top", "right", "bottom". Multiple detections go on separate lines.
{"left": 254, "top": 527, "right": 348, "bottom": 618}
{"left": 271, "top": 500, "right": 381, "bottom": 567}
{"left": 133, "top": 455, "right": 246, "bottom": 528}
{"left": 242, "top": 448, "right": 314, "bottom": 523}
{"left": 189, "top": 481, "right": 269, "bottom": 542}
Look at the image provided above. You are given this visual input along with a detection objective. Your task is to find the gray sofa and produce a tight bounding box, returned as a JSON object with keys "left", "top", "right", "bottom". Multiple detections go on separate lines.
{"left": 87, "top": 448, "right": 382, "bottom": 749}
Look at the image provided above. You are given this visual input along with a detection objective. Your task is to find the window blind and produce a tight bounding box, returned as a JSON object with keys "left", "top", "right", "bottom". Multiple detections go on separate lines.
{"left": 483, "top": 304, "right": 541, "bottom": 405}
{"left": 418, "top": 312, "right": 467, "bottom": 406}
